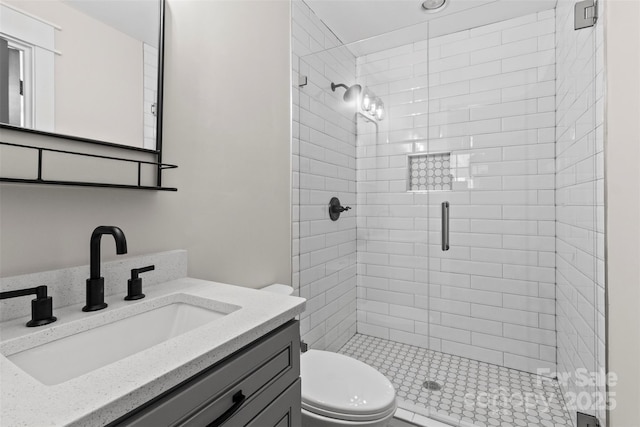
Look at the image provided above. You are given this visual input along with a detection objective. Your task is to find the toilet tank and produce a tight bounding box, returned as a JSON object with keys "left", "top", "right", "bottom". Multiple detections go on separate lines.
{"left": 260, "top": 284, "right": 294, "bottom": 295}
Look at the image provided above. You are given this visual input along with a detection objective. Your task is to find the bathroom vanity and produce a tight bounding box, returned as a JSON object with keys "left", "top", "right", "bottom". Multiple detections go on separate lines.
{"left": 0, "top": 263, "right": 306, "bottom": 427}
{"left": 112, "top": 320, "right": 301, "bottom": 426}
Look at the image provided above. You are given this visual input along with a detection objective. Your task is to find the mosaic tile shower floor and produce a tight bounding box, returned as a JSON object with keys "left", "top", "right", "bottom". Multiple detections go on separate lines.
{"left": 339, "top": 334, "right": 574, "bottom": 427}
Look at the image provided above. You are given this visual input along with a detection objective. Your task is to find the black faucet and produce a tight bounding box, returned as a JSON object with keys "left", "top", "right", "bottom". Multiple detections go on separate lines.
{"left": 83, "top": 226, "right": 128, "bottom": 312}
{"left": 0, "top": 285, "right": 57, "bottom": 327}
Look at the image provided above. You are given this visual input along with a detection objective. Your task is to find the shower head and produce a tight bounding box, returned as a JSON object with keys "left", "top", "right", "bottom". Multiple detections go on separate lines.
{"left": 331, "top": 83, "right": 362, "bottom": 102}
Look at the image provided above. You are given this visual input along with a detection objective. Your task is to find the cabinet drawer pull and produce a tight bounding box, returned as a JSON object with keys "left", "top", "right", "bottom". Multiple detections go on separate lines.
{"left": 207, "top": 391, "right": 246, "bottom": 427}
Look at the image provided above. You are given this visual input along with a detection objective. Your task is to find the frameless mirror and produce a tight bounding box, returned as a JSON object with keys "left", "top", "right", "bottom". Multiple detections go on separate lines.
{"left": 0, "top": 0, "right": 163, "bottom": 150}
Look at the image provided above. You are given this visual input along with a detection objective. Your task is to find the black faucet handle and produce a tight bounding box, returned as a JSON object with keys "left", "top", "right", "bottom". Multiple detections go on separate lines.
{"left": 131, "top": 265, "right": 155, "bottom": 280}
{"left": 0, "top": 285, "right": 57, "bottom": 327}
{"left": 125, "top": 265, "right": 155, "bottom": 301}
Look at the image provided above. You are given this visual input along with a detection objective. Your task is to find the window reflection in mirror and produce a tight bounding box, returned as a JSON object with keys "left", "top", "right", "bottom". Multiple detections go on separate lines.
{"left": 0, "top": 0, "right": 161, "bottom": 150}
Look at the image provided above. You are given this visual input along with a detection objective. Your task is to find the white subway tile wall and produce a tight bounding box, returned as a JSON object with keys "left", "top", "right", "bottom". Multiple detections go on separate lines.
{"left": 555, "top": 0, "right": 605, "bottom": 424}
{"left": 292, "top": 0, "right": 358, "bottom": 352}
{"left": 356, "top": 11, "right": 558, "bottom": 375}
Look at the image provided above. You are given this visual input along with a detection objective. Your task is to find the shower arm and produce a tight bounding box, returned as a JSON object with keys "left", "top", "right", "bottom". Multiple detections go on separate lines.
{"left": 331, "top": 83, "right": 349, "bottom": 92}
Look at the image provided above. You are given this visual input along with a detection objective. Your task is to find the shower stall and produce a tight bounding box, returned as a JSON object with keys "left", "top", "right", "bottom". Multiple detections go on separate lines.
{"left": 291, "top": 0, "right": 605, "bottom": 425}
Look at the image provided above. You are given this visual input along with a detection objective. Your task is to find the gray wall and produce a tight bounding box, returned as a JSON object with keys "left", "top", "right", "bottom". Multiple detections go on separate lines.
{"left": 0, "top": 0, "right": 292, "bottom": 289}
{"left": 605, "top": 0, "right": 640, "bottom": 424}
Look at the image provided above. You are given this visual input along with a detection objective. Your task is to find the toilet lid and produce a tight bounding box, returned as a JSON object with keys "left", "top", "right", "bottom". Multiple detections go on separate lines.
{"left": 301, "top": 350, "right": 397, "bottom": 422}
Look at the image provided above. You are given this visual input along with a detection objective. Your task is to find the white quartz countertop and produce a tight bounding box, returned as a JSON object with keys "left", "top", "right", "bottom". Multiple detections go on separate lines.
{"left": 0, "top": 278, "right": 306, "bottom": 427}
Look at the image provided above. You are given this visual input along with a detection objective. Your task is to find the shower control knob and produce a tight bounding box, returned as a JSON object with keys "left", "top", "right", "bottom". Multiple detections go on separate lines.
{"left": 329, "top": 197, "right": 351, "bottom": 221}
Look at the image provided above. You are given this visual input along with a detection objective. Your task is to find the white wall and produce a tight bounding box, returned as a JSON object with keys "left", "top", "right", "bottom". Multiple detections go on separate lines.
{"left": 0, "top": 0, "right": 292, "bottom": 289}
{"left": 355, "top": 10, "right": 558, "bottom": 375}
{"left": 605, "top": 0, "right": 640, "bottom": 425}
{"left": 292, "top": 0, "right": 358, "bottom": 352}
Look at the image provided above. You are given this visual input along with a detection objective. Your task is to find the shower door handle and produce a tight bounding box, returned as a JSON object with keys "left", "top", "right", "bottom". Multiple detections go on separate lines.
{"left": 441, "top": 202, "right": 450, "bottom": 251}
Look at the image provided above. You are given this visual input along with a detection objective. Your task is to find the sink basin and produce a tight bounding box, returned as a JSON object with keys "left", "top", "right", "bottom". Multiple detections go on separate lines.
{"left": 7, "top": 299, "right": 237, "bottom": 385}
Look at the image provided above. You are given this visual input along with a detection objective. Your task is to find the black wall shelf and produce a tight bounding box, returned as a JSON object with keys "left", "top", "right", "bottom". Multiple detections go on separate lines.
{"left": 0, "top": 141, "right": 177, "bottom": 191}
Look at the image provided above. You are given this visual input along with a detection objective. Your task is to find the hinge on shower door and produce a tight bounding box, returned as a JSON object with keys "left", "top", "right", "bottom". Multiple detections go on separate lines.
{"left": 575, "top": 0, "right": 597, "bottom": 30}
{"left": 577, "top": 412, "right": 601, "bottom": 427}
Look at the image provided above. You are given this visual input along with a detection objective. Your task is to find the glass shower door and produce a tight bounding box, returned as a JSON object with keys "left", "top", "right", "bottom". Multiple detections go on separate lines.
{"left": 294, "top": 43, "right": 360, "bottom": 352}
{"left": 348, "top": 23, "right": 436, "bottom": 420}
{"left": 422, "top": 4, "right": 604, "bottom": 426}
{"left": 291, "top": 0, "right": 605, "bottom": 425}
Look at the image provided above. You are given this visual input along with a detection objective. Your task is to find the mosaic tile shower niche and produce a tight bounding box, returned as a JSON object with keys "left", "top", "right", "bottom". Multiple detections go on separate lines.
{"left": 408, "top": 153, "right": 454, "bottom": 192}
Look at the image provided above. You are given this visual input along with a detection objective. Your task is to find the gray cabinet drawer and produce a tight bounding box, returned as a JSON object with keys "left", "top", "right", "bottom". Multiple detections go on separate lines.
{"left": 114, "top": 320, "right": 300, "bottom": 427}
{"left": 192, "top": 374, "right": 301, "bottom": 426}
{"left": 246, "top": 379, "right": 301, "bottom": 427}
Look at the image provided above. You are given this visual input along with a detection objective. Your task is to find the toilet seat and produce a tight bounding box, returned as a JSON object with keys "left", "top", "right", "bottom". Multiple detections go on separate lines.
{"left": 301, "top": 350, "right": 397, "bottom": 422}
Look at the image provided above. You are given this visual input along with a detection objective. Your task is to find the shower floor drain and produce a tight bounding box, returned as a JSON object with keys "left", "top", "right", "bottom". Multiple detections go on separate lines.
{"left": 422, "top": 381, "right": 442, "bottom": 391}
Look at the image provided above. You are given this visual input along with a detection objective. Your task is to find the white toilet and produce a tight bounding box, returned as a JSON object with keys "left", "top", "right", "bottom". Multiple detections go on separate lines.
{"left": 261, "top": 284, "right": 397, "bottom": 426}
